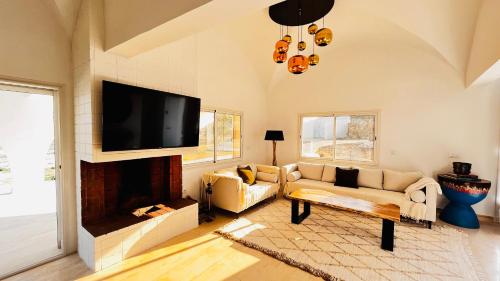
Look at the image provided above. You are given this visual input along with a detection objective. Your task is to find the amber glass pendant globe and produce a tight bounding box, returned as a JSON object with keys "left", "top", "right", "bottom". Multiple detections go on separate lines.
{"left": 308, "top": 23, "right": 318, "bottom": 35}
{"left": 273, "top": 50, "right": 287, "bottom": 63}
{"left": 275, "top": 40, "right": 289, "bottom": 53}
{"left": 314, "top": 27, "right": 333, "bottom": 46}
{"left": 298, "top": 41, "right": 306, "bottom": 51}
{"left": 308, "top": 54, "right": 319, "bottom": 66}
{"left": 282, "top": 34, "right": 292, "bottom": 43}
{"left": 288, "top": 55, "right": 308, "bottom": 74}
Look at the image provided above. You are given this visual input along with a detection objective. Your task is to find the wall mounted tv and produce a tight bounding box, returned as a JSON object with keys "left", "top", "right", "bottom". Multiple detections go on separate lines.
{"left": 102, "top": 81, "right": 200, "bottom": 152}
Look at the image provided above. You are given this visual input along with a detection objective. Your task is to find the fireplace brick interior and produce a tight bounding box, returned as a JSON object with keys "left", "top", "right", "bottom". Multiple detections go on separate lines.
{"left": 80, "top": 155, "right": 193, "bottom": 237}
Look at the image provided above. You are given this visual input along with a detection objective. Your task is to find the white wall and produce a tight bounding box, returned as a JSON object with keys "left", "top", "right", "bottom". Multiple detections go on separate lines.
{"left": 267, "top": 33, "right": 500, "bottom": 216}
{"left": 0, "top": 0, "right": 76, "bottom": 252}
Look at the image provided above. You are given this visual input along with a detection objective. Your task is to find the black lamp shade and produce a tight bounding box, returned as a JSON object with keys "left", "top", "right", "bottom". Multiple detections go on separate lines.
{"left": 265, "top": 130, "right": 284, "bottom": 141}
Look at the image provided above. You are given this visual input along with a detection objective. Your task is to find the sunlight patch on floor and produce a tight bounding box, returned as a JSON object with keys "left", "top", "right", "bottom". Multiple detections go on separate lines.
{"left": 76, "top": 232, "right": 261, "bottom": 281}
{"left": 219, "top": 218, "right": 267, "bottom": 239}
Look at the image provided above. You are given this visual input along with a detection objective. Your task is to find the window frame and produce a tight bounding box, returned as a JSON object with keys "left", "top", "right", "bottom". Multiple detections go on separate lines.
{"left": 182, "top": 107, "right": 243, "bottom": 167}
{"left": 298, "top": 111, "right": 380, "bottom": 166}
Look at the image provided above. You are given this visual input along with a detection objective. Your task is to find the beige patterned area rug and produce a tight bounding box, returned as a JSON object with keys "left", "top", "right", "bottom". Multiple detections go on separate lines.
{"left": 216, "top": 199, "right": 483, "bottom": 281}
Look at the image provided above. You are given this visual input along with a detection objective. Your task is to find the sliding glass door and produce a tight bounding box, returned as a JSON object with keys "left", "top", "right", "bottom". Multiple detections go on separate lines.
{"left": 0, "top": 82, "right": 63, "bottom": 278}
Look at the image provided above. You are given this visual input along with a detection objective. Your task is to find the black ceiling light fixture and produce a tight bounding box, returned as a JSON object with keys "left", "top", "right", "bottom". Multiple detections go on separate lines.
{"left": 269, "top": 0, "right": 335, "bottom": 74}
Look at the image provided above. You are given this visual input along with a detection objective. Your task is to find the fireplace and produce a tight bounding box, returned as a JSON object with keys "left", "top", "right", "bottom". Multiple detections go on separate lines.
{"left": 78, "top": 154, "right": 198, "bottom": 271}
{"left": 80, "top": 155, "right": 193, "bottom": 237}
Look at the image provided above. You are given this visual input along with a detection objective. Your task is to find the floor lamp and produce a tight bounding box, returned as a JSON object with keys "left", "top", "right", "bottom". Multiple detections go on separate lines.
{"left": 265, "top": 130, "right": 284, "bottom": 166}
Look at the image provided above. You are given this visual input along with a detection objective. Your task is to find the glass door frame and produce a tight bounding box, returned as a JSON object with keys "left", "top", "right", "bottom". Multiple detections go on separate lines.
{"left": 0, "top": 80, "right": 65, "bottom": 278}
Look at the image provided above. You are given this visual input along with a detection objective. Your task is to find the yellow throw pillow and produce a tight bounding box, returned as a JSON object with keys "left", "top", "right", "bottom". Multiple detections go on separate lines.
{"left": 237, "top": 166, "right": 256, "bottom": 185}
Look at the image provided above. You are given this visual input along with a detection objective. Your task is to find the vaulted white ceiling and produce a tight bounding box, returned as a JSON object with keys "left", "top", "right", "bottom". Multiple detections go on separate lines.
{"left": 346, "top": 0, "right": 481, "bottom": 79}
{"left": 216, "top": 0, "right": 491, "bottom": 89}
{"left": 43, "top": 0, "right": 82, "bottom": 38}
{"left": 47, "top": 0, "right": 500, "bottom": 87}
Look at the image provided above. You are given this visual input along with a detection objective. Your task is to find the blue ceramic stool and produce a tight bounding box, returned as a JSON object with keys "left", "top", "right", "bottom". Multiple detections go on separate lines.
{"left": 438, "top": 174, "right": 491, "bottom": 229}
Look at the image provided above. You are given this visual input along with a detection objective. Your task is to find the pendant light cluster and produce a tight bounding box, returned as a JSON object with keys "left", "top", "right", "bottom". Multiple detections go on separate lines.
{"left": 270, "top": 0, "right": 334, "bottom": 75}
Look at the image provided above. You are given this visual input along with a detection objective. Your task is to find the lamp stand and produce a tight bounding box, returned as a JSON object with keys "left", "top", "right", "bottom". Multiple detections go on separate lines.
{"left": 272, "top": 140, "right": 277, "bottom": 166}
{"left": 206, "top": 182, "right": 213, "bottom": 222}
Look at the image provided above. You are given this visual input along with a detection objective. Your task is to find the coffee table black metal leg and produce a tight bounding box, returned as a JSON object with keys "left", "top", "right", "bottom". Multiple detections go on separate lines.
{"left": 291, "top": 200, "right": 310, "bottom": 224}
{"left": 381, "top": 219, "right": 394, "bottom": 251}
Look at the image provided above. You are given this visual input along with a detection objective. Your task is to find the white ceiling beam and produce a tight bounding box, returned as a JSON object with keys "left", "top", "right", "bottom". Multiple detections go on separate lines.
{"left": 105, "top": 0, "right": 282, "bottom": 57}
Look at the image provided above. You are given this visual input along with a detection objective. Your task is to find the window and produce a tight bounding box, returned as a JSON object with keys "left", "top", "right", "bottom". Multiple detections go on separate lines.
{"left": 182, "top": 111, "right": 215, "bottom": 164}
{"left": 216, "top": 113, "right": 241, "bottom": 160}
{"left": 301, "top": 116, "right": 334, "bottom": 158}
{"left": 300, "top": 113, "right": 377, "bottom": 163}
{"left": 183, "top": 110, "right": 242, "bottom": 165}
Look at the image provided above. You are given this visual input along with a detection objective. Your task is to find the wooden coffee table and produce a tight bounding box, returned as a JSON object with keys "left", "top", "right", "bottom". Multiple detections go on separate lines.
{"left": 286, "top": 189, "right": 400, "bottom": 251}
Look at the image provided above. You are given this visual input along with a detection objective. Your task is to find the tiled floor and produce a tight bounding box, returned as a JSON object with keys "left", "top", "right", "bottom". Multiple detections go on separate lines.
{"left": 4, "top": 210, "right": 500, "bottom": 281}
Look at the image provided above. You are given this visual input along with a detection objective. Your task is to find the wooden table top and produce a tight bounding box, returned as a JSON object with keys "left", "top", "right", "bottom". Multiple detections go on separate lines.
{"left": 287, "top": 189, "right": 400, "bottom": 222}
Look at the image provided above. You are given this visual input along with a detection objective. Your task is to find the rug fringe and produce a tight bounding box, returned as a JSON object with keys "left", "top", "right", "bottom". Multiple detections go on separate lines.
{"left": 215, "top": 230, "right": 343, "bottom": 281}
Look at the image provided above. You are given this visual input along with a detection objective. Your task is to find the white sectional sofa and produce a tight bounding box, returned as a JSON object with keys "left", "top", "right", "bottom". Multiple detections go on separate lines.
{"left": 205, "top": 164, "right": 280, "bottom": 213}
{"left": 281, "top": 162, "right": 441, "bottom": 226}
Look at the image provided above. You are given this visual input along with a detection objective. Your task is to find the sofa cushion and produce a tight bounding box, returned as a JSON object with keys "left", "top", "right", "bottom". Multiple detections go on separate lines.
{"left": 333, "top": 185, "right": 407, "bottom": 206}
{"left": 335, "top": 167, "right": 359, "bottom": 188}
{"left": 357, "top": 168, "right": 383, "bottom": 189}
{"left": 249, "top": 163, "right": 257, "bottom": 178}
{"left": 285, "top": 179, "right": 405, "bottom": 207}
{"left": 244, "top": 181, "right": 279, "bottom": 209}
{"left": 321, "top": 165, "right": 336, "bottom": 183}
{"left": 257, "top": 164, "right": 279, "bottom": 174}
{"left": 321, "top": 165, "right": 350, "bottom": 183}
{"left": 297, "top": 162, "right": 324, "bottom": 181}
{"left": 383, "top": 169, "right": 423, "bottom": 192}
{"left": 256, "top": 172, "right": 278, "bottom": 183}
{"left": 287, "top": 171, "right": 302, "bottom": 182}
{"left": 237, "top": 167, "right": 256, "bottom": 185}
{"left": 287, "top": 179, "right": 334, "bottom": 193}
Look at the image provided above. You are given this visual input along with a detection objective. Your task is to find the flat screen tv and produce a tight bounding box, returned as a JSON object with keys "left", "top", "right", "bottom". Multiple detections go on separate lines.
{"left": 102, "top": 81, "right": 200, "bottom": 152}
